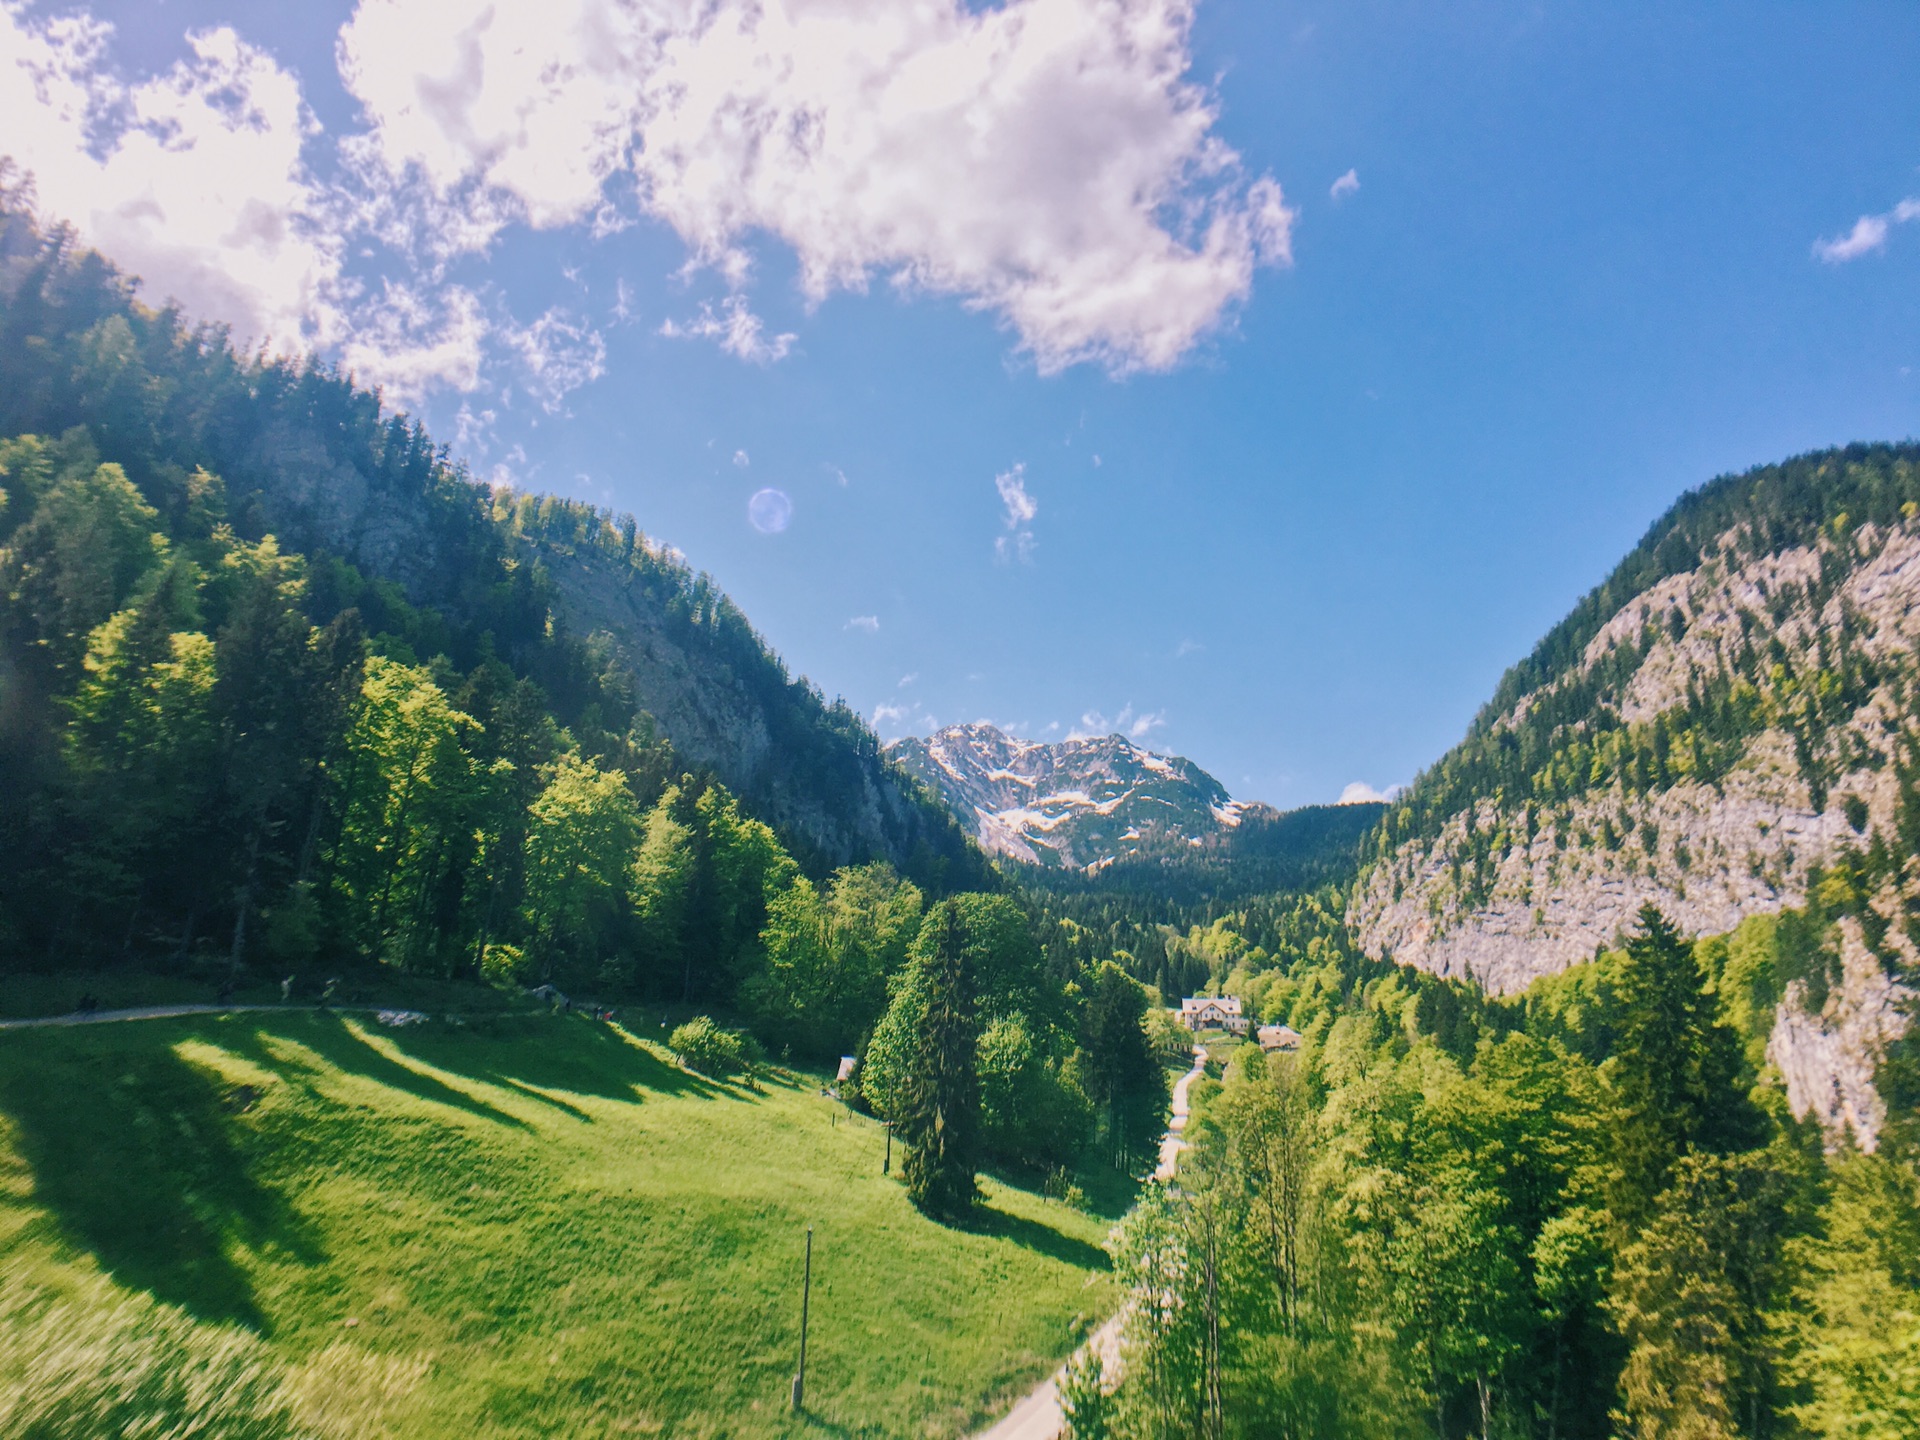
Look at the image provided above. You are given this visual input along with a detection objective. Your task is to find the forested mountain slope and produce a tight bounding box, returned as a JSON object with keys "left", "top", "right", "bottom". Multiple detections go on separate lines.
{"left": 1349, "top": 444, "right": 1920, "bottom": 1141}
{"left": 0, "top": 205, "right": 981, "bottom": 886}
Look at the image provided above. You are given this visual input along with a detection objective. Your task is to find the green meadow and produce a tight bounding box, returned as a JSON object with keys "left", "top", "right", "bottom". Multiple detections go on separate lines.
{"left": 0, "top": 1010, "right": 1120, "bottom": 1437}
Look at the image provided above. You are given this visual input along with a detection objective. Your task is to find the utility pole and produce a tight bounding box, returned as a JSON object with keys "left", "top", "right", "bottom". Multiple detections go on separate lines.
{"left": 791, "top": 1225, "right": 813, "bottom": 1413}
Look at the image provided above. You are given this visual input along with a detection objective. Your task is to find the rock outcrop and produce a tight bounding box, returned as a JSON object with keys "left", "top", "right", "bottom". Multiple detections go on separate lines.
{"left": 1350, "top": 447, "right": 1920, "bottom": 1145}
{"left": 888, "top": 723, "right": 1244, "bottom": 869}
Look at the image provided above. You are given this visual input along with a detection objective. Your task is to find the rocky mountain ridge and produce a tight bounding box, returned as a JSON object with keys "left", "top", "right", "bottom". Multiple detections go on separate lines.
{"left": 1349, "top": 444, "right": 1920, "bottom": 1146}
{"left": 887, "top": 722, "right": 1253, "bottom": 869}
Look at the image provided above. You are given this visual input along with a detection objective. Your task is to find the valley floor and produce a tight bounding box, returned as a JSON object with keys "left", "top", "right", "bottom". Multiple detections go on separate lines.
{"left": 0, "top": 1008, "right": 1119, "bottom": 1438}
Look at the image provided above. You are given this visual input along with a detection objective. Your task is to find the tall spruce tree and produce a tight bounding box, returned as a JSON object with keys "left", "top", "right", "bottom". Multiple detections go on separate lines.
{"left": 899, "top": 899, "right": 982, "bottom": 1219}
{"left": 1608, "top": 903, "right": 1758, "bottom": 1221}
{"left": 1081, "top": 960, "right": 1163, "bottom": 1168}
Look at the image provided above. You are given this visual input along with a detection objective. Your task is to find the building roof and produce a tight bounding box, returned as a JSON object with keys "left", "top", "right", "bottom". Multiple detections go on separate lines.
{"left": 1180, "top": 995, "right": 1242, "bottom": 1016}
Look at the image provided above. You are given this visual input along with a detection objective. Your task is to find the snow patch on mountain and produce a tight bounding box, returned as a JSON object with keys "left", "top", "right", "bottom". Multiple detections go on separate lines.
{"left": 888, "top": 722, "right": 1240, "bottom": 869}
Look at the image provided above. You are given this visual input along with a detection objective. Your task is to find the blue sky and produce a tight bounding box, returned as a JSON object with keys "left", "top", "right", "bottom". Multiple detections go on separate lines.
{"left": 5, "top": 1, "right": 1918, "bottom": 806}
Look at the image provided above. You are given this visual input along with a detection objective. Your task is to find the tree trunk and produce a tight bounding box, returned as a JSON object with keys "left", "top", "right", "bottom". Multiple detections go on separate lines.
{"left": 229, "top": 827, "right": 261, "bottom": 974}
{"left": 1546, "top": 1323, "right": 1564, "bottom": 1440}
{"left": 120, "top": 882, "right": 144, "bottom": 957}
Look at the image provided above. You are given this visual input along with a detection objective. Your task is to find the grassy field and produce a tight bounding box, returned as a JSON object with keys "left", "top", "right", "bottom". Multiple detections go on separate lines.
{"left": 0, "top": 1009, "right": 1122, "bottom": 1437}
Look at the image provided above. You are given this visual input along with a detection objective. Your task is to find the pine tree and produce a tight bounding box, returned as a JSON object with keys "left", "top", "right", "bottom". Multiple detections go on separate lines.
{"left": 1081, "top": 960, "right": 1163, "bottom": 1168}
{"left": 899, "top": 900, "right": 981, "bottom": 1219}
{"left": 1608, "top": 904, "right": 1757, "bottom": 1220}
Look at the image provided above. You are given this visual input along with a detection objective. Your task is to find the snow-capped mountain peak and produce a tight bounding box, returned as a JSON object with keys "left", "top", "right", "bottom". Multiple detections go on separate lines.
{"left": 887, "top": 722, "right": 1243, "bottom": 869}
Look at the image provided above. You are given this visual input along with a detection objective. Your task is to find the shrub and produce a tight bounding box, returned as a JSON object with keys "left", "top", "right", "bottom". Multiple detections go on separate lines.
{"left": 669, "top": 1016, "right": 761, "bottom": 1077}
{"left": 480, "top": 943, "right": 531, "bottom": 987}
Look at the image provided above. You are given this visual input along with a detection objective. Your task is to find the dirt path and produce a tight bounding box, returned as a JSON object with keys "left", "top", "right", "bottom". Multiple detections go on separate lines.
{"left": 0, "top": 1002, "right": 395, "bottom": 1031}
{"left": 0, "top": 1003, "right": 295, "bottom": 1031}
{"left": 1155, "top": 1046, "right": 1208, "bottom": 1182}
{"left": 973, "top": 1045, "right": 1208, "bottom": 1440}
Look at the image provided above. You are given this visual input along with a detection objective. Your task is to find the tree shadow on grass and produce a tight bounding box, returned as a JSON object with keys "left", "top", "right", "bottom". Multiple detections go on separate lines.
{"left": 961, "top": 1203, "right": 1111, "bottom": 1274}
{"left": 373, "top": 1013, "right": 738, "bottom": 1108}
{"left": 0, "top": 1030, "right": 323, "bottom": 1332}
{"left": 981, "top": 1159, "right": 1140, "bottom": 1223}
{"left": 261, "top": 1013, "right": 535, "bottom": 1129}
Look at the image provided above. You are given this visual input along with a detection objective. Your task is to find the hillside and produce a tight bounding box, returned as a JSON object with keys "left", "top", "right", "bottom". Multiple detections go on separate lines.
{"left": 1349, "top": 442, "right": 1920, "bottom": 1142}
{"left": 0, "top": 205, "right": 984, "bottom": 888}
{"left": 0, "top": 1009, "right": 1115, "bottom": 1437}
{"left": 888, "top": 722, "right": 1249, "bottom": 869}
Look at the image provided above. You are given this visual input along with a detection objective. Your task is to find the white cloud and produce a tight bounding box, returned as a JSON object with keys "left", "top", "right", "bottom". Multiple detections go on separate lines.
{"left": 846, "top": 614, "right": 880, "bottom": 634}
{"left": 1129, "top": 709, "right": 1166, "bottom": 738}
{"left": 0, "top": 12, "right": 342, "bottom": 353}
{"left": 872, "top": 701, "right": 911, "bottom": 727}
{"left": 337, "top": 0, "right": 647, "bottom": 235}
{"left": 1329, "top": 168, "right": 1359, "bottom": 200}
{"left": 997, "top": 465, "right": 1039, "bottom": 527}
{"left": 1174, "top": 638, "right": 1203, "bottom": 658}
{"left": 338, "top": 0, "right": 1294, "bottom": 373}
{"left": 0, "top": 7, "right": 515, "bottom": 401}
{"left": 338, "top": 281, "right": 489, "bottom": 401}
{"left": 994, "top": 463, "right": 1038, "bottom": 564}
{"left": 502, "top": 307, "right": 607, "bottom": 412}
{"left": 898, "top": 672, "right": 919, "bottom": 688}
{"left": 658, "top": 295, "right": 796, "bottom": 363}
{"left": 1814, "top": 198, "right": 1920, "bottom": 263}
{"left": 454, "top": 403, "right": 497, "bottom": 448}
{"left": 1338, "top": 781, "right": 1397, "bottom": 805}
{"left": 732, "top": 449, "right": 750, "bottom": 468}
{"left": 7, "top": 0, "right": 1294, "bottom": 406}
{"left": 1069, "top": 703, "right": 1161, "bottom": 740}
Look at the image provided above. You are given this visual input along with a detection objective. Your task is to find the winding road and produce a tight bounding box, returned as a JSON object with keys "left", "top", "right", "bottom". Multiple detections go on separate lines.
{"left": 973, "top": 1045, "right": 1208, "bottom": 1440}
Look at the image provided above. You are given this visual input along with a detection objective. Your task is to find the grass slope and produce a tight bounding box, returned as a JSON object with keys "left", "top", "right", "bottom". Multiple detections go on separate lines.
{"left": 0, "top": 1010, "right": 1117, "bottom": 1437}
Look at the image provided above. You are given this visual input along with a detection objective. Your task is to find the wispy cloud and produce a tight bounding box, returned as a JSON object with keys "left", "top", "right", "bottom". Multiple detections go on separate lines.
{"left": 1330, "top": 168, "right": 1360, "bottom": 201}
{"left": 340, "top": 281, "right": 490, "bottom": 401}
{"left": 993, "top": 463, "right": 1038, "bottom": 564}
{"left": 733, "top": 449, "right": 750, "bottom": 467}
{"left": 846, "top": 615, "right": 880, "bottom": 634}
{"left": 658, "top": 296, "right": 796, "bottom": 363}
{"left": 1814, "top": 198, "right": 1920, "bottom": 263}
{"left": 501, "top": 306, "right": 607, "bottom": 412}
{"left": 872, "top": 698, "right": 940, "bottom": 734}
{"left": 898, "top": 672, "right": 919, "bottom": 688}
{"left": 1067, "top": 702, "right": 1164, "bottom": 742}
{"left": 1174, "top": 638, "right": 1204, "bottom": 659}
